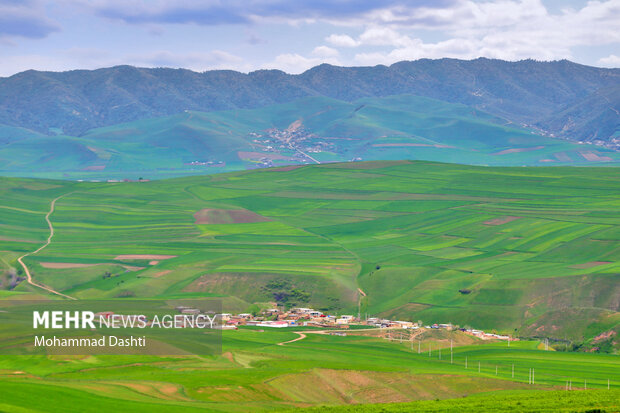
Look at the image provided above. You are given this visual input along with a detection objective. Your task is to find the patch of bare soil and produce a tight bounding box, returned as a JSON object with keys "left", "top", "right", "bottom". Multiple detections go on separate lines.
{"left": 114, "top": 255, "right": 176, "bottom": 260}
{"left": 580, "top": 151, "right": 612, "bottom": 162}
{"left": 152, "top": 270, "right": 171, "bottom": 278}
{"left": 193, "top": 208, "right": 270, "bottom": 224}
{"left": 593, "top": 330, "right": 616, "bottom": 343}
{"left": 39, "top": 262, "right": 103, "bottom": 269}
{"left": 492, "top": 146, "right": 544, "bottom": 155}
{"left": 122, "top": 265, "right": 146, "bottom": 271}
{"left": 571, "top": 261, "right": 612, "bottom": 269}
{"left": 483, "top": 216, "right": 521, "bottom": 225}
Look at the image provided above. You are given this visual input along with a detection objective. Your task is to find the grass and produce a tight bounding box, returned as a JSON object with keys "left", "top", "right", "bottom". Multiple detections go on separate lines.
{"left": 291, "top": 389, "right": 620, "bottom": 412}
{"left": 0, "top": 328, "right": 618, "bottom": 411}
{"left": 0, "top": 157, "right": 619, "bottom": 410}
{"left": 0, "top": 160, "right": 618, "bottom": 347}
{"left": 1, "top": 95, "right": 618, "bottom": 180}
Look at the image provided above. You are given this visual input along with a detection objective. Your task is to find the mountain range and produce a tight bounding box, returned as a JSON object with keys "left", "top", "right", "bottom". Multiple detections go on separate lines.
{"left": 0, "top": 58, "right": 618, "bottom": 179}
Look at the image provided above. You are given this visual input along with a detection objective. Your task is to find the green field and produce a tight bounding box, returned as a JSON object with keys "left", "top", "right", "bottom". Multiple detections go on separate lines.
{"left": 1, "top": 160, "right": 619, "bottom": 348}
{"left": 294, "top": 389, "right": 620, "bottom": 412}
{"left": 0, "top": 328, "right": 618, "bottom": 412}
{"left": 1, "top": 95, "right": 618, "bottom": 180}
{"left": 0, "top": 160, "right": 619, "bottom": 411}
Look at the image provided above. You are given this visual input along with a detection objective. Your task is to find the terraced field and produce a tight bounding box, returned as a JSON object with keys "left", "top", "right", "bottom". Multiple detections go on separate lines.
{"left": 1, "top": 160, "right": 619, "bottom": 346}
{"left": 1, "top": 160, "right": 619, "bottom": 411}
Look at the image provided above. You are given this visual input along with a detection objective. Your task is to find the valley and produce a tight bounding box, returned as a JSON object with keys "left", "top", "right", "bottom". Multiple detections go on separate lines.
{"left": 1, "top": 95, "right": 617, "bottom": 180}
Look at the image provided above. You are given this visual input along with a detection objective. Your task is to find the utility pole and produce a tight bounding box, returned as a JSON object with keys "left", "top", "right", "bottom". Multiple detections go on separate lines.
{"left": 418, "top": 339, "right": 421, "bottom": 354}
{"left": 528, "top": 368, "right": 531, "bottom": 384}
{"left": 512, "top": 364, "right": 514, "bottom": 378}
{"left": 569, "top": 380, "right": 572, "bottom": 390}
{"left": 450, "top": 339, "right": 453, "bottom": 364}
{"left": 465, "top": 356, "right": 468, "bottom": 369}
{"left": 532, "top": 369, "right": 535, "bottom": 385}
{"left": 478, "top": 361, "right": 480, "bottom": 373}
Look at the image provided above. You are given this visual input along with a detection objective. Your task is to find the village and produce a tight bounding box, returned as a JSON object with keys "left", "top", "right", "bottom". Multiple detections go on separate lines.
{"left": 210, "top": 306, "right": 513, "bottom": 341}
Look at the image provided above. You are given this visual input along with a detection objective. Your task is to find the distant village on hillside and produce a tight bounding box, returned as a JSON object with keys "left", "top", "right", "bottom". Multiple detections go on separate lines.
{"left": 188, "top": 306, "right": 513, "bottom": 341}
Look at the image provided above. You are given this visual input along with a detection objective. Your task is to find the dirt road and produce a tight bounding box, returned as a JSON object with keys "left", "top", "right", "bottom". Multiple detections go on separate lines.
{"left": 16, "top": 194, "right": 76, "bottom": 300}
{"left": 277, "top": 332, "right": 307, "bottom": 345}
{"left": 276, "top": 327, "right": 403, "bottom": 345}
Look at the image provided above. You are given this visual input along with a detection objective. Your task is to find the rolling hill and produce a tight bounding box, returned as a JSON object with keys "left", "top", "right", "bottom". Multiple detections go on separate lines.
{"left": 0, "top": 58, "right": 618, "bottom": 149}
{"left": 1, "top": 161, "right": 618, "bottom": 350}
{"left": 1, "top": 95, "right": 617, "bottom": 180}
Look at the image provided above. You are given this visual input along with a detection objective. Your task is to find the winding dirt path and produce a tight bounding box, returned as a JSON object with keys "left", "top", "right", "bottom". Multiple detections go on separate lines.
{"left": 277, "top": 331, "right": 307, "bottom": 346}
{"left": 276, "top": 327, "right": 401, "bottom": 345}
{"left": 16, "top": 194, "right": 76, "bottom": 300}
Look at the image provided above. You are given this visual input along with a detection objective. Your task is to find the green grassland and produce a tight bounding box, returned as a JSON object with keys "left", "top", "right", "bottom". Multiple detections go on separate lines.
{"left": 294, "top": 389, "right": 620, "bottom": 412}
{"left": 0, "top": 328, "right": 618, "bottom": 412}
{"left": 0, "top": 160, "right": 619, "bottom": 411}
{"left": 1, "top": 160, "right": 618, "bottom": 348}
{"left": 1, "top": 95, "right": 618, "bottom": 180}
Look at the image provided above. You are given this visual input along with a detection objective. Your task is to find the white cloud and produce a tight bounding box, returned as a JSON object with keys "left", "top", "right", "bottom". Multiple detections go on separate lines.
{"left": 325, "top": 33, "right": 358, "bottom": 47}
{"left": 264, "top": 53, "right": 340, "bottom": 74}
{"left": 358, "top": 27, "right": 412, "bottom": 47}
{"left": 598, "top": 54, "right": 620, "bottom": 67}
{"left": 342, "top": 0, "right": 620, "bottom": 65}
{"left": 312, "top": 45, "right": 339, "bottom": 58}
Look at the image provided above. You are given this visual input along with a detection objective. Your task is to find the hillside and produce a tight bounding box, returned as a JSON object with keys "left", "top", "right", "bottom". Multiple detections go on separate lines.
{"left": 1, "top": 95, "right": 617, "bottom": 180}
{"left": 1, "top": 161, "right": 618, "bottom": 348}
{"left": 0, "top": 59, "right": 618, "bottom": 147}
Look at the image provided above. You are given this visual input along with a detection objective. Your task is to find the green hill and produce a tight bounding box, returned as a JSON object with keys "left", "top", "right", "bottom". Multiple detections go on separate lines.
{"left": 1, "top": 59, "right": 618, "bottom": 146}
{"left": 1, "top": 161, "right": 618, "bottom": 348}
{"left": 1, "top": 95, "right": 617, "bottom": 180}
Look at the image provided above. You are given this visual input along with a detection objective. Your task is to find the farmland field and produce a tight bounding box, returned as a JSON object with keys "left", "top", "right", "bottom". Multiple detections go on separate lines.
{"left": 0, "top": 160, "right": 619, "bottom": 411}
{"left": 0, "top": 327, "right": 618, "bottom": 412}
{"left": 1, "top": 160, "right": 619, "bottom": 346}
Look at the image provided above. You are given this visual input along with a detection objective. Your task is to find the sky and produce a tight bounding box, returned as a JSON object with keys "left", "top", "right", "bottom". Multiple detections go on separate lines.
{"left": 0, "top": 0, "right": 619, "bottom": 77}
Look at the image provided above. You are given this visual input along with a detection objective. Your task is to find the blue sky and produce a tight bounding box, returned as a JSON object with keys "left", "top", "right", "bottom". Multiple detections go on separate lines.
{"left": 0, "top": 0, "right": 618, "bottom": 76}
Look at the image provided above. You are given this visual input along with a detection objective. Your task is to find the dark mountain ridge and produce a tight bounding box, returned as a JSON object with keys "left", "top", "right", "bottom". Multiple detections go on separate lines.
{"left": 0, "top": 58, "right": 618, "bottom": 147}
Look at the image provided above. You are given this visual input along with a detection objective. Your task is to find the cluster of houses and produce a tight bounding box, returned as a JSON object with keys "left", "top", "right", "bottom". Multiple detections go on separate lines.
{"left": 219, "top": 308, "right": 515, "bottom": 341}
{"left": 167, "top": 306, "right": 513, "bottom": 341}
{"left": 220, "top": 307, "right": 427, "bottom": 330}
{"left": 220, "top": 307, "right": 357, "bottom": 329}
{"left": 462, "top": 328, "right": 511, "bottom": 341}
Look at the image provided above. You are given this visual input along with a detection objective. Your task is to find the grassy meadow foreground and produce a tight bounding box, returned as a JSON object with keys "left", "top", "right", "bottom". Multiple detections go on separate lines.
{"left": 0, "top": 328, "right": 619, "bottom": 412}
{"left": 0, "top": 160, "right": 618, "bottom": 411}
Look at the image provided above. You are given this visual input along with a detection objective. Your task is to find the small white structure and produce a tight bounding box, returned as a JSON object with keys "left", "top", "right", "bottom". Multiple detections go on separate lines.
{"left": 257, "top": 321, "right": 289, "bottom": 328}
